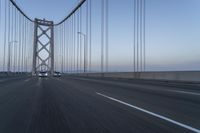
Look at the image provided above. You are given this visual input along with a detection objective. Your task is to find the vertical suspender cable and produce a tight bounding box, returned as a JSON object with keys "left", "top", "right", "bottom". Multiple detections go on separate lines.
{"left": 62, "top": 23, "right": 64, "bottom": 72}
{"left": 3, "top": 0, "right": 7, "bottom": 72}
{"left": 61, "top": 24, "right": 63, "bottom": 73}
{"left": 58, "top": 26, "right": 60, "bottom": 72}
{"left": 89, "top": 0, "right": 92, "bottom": 72}
{"left": 64, "top": 22, "right": 66, "bottom": 73}
{"left": 21, "top": 14, "right": 23, "bottom": 72}
{"left": 65, "top": 22, "right": 67, "bottom": 72}
{"left": 21, "top": 16, "right": 23, "bottom": 72}
{"left": 10, "top": 5, "right": 15, "bottom": 72}
{"left": 70, "top": 18, "right": 72, "bottom": 73}
{"left": 54, "top": 26, "right": 56, "bottom": 71}
{"left": 74, "top": 13, "right": 76, "bottom": 73}
{"left": 105, "top": 0, "right": 109, "bottom": 72}
{"left": 17, "top": 10, "right": 19, "bottom": 72}
{"left": 56, "top": 26, "right": 58, "bottom": 71}
{"left": 72, "top": 16, "right": 74, "bottom": 73}
{"left": 25, "top": 20, "right": 27, "bottom": 72}
{"left": 68, "top": 20, "right": 70, "bottom": 73}
{"left": 61, "top": 24, "right": 64, "bottom": 73}
{"left": 74, "top": 14, "right": 76, "bottom": 73}
{"left": 7, "top": 1, "right": 10, "bottom": 72}
{"left": 86, "top": 0, "right": 88, "bottom": 73}
{"left": 24, "top": 19, "right": 27, "bottom": 72}
{"left": 27, "top": 21, "right": 30, "bottom": 72}
{"left": 69, "top": 18, "right": 71, "bottom": 73}
{"left": 19, "top": 13, "right": 21, "bottom": 72}
{"left": 77, "top": 10, "right": 79, "bottom": 73}
{"left": 0, "top": 0, "right": 1, "bottom": 34}
{"left": 63, "top": 23, "right": 65, "bottom": 73}
{"left": 140, "top": 0, "right": 143, "bottom": 72}
{"left": 68, "top": 22, "right": 70, "bottom": 73}
{"left": 69, "top": 18, "right": 71, "bottom": 72}
{"left": 73, "top": 15, "right": 75, "bottom": 72}
{"left": 22, "top": 17, "right": 26, "bottom": 72}
{"left": 0, "top": 0, "right": 1, "bottom": 37}
{"left": 57, "top": 26, "right": 58, "bottom": 71}
{"left": 22, "top": 17, "right": 24, "bottom": 72}
{"left": 73, "top": 15, "right": 74, "bottom": 73}
{"left": 65, "top": 21, "right": 67, "bottom": 73}
{"left": 57, "top": 26, "right": 59, "bottom": 72}
{"left": 72, "top": 15, "right": 74, "bottom": 72}
{"left": 16, "top": 8, "right": 19, "bottom": 72}
{"left": 24, "top": 19, "right": 26, "bottom": 72}
{"left": 10, "top": 3, "right": 12, "bottom": 71}
{"left": 101, "top": 0, "right": 104, "bottom": 75}
{"left": 65, "top": 21, "right": 68, "bottom": 73}
{"left": 143, "top": 0, "right": 146, "bottom": 71}
{"left": 59, "top": 24, "right": 62, "bottom": 73}
{"left": 67, "top": 20, "right": 69, "bottom": 73}
{"left": 137, "top": 0, "right": 139, "bottom": 73}
{"left": 133, "top": 0, "right": 136, "bottom": 74}
{"left": 59, "top": 25, "right": 62, "bottom": 72}
{"left": 14, "top": 7, "right": 16, "bottom": 72}
{"left": 80, "top": 7, "right": 82, "bottom": 72}
{"left": 0, "top": 0, "right": 1, "bottom": 71}
{"left": 57, "top": 26, "right": 59, "bottom": 71}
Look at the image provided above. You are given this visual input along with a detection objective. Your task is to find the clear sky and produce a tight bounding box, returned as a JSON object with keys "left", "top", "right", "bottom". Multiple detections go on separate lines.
{"left": 1, "top": 0, "right": 200, "bottom": 72}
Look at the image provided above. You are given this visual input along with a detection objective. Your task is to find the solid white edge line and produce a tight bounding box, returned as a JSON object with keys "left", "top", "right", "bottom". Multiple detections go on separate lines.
{"left": 96, "top": 92, "right": 200, "bottom": 133}
{"left": 169, "top": 90, "right": 200, "bottom": 96}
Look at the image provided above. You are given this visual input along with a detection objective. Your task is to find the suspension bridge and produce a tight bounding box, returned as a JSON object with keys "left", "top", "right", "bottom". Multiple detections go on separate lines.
{"left": 0, "top": 0, "right": 200, "bottom": 133}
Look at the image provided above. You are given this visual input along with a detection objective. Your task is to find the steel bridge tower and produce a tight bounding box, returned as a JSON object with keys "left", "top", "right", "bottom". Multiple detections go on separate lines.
{"left": 32, "top": 19, "right": 54, "bottom": 76}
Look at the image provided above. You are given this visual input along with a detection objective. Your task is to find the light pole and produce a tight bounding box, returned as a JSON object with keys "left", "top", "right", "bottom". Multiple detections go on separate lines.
{"left": 8, "top": 41, "right": 18, "bottom": 74}
{"left": 78, "top": 32, "right": 87, "bottom": 73}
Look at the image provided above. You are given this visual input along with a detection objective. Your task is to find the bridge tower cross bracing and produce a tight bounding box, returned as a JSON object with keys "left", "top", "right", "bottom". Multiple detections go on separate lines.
{"left": 32, "top": 18, "right": 54, "bottom": 76}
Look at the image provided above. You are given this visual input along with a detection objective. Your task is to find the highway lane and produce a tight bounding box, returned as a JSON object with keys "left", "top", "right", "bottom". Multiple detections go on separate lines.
{"left": 0, "top": 76, "right": 199, "bottom": 133}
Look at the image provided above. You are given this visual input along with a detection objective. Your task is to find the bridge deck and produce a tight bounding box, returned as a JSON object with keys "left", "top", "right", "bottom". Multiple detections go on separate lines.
{"left": 0, "top": 76, "right": 199, "bottom": 133}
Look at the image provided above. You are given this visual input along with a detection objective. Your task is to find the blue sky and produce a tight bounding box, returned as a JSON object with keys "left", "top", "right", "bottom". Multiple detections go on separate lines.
{"left": 1, "top": 0, "right": 200, "bottom": 72}
{"left": 14, "top": 0, "right": 80, "bottom": 23}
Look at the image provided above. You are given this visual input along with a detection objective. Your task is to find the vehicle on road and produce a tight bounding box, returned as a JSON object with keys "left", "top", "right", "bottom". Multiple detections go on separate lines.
{"left": 53, "top": 72, "right": 61, "bottom": 77}
{"left": 38, "top": 71, "right": 48, "bottom": 77}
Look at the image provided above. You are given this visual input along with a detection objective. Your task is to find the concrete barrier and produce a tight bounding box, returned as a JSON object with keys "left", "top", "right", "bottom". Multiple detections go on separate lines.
{"left": 76, "top": 71, "right": 200, "bottom": 83}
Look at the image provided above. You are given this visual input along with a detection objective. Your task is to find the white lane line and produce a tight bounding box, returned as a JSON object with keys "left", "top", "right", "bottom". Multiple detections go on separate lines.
{"left": 76, "top": 78, "right": 200, "bottom": 96}
{"left": 96, "top": 92, "right": 200, "bottom": 133}
{"left": 168, "top": 90, "right": 200, "bottom": 96}
{"left": 36, "top": 78, "right": 42, "bottom": 86}
{"left": 24, "top": 79, "right": 31, "bottom": 82}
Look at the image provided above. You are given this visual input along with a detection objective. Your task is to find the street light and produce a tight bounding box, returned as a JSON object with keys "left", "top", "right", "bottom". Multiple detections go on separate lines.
{"left": 78, "top": 32, "right": 87, "bottom": 73}
{"left": 8, "top": 41, "right": 18, "bottom": 74}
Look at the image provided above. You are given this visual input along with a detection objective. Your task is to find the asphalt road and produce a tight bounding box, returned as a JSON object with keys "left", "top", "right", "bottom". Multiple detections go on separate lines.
{"left": 0, "top": 76, "right": 200, "bottom": 133}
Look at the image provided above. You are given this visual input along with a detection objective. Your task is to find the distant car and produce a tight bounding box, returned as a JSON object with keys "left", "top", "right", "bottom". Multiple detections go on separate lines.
{"left": 38, "top": 71, "right": 48, "bottom": 77}
{"left": 53, "top": 72, "right": 61, "bottom": 77}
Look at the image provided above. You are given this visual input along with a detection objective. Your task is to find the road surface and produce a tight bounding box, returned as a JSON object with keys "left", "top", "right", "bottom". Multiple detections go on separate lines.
{"left": 0, "top": 76, "right": 200, "bottom": 133}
